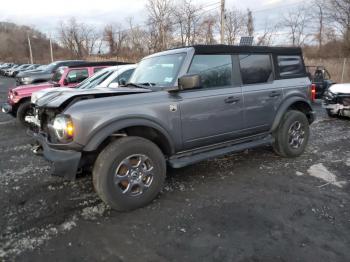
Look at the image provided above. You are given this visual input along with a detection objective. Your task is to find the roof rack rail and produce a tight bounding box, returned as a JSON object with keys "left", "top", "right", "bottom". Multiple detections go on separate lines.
{"left": 68, "top": 61, "right": 131, "bottom": 68}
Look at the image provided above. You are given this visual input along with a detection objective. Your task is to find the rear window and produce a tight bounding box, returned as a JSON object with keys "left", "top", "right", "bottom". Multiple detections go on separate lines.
{"left": 239, "top": 54, "right": 273, "bottom": 85}
{"left": 277, "top": 55, "right": 305, "bottom": 78}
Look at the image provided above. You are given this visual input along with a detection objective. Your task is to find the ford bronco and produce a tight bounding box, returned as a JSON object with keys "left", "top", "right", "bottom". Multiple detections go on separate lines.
{"left": 31, "top": 45, "right": 315, "bottom": 211}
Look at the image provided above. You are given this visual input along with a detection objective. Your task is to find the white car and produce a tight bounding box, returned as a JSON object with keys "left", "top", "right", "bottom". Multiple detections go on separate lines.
{"left": 323, "top": 83, "right": 350, "bottom": 117}
{"left": 31, "top": 64, "right": 136, "bottom": 104}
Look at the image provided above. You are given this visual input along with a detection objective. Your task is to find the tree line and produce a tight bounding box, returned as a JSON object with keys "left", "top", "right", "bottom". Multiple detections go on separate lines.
{"left": 1, "top": 0, "right": 349, "bottom": 63}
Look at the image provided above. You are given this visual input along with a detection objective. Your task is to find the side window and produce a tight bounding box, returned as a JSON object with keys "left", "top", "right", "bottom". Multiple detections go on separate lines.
{"left": 111, "top": 69, "right": 135, "bottom": 85}
{"left": 239, "top": 54, "right": 273, "bottom": 85}
{"left": 277, "top": 55, "right": 305, "bottom": 78}
{"left": 66, "top": 69, "right": 89, "bottom": 83}
{"left": 188, "top": 55, "right": 232, "bottom": 88}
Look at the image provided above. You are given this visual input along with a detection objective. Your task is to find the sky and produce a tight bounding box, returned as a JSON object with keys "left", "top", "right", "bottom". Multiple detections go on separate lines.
{"left": 0, "top": 0, "right": 302, "bottom": 36}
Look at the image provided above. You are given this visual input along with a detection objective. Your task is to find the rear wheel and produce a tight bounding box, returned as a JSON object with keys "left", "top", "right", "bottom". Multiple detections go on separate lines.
{"left": 16, "top": 100, "right": 34, "bottom": 126}
{"left": 93, "top": 136, "right": 166, "bottom": 211}
{"left": 273, "top": 110, "right": 310, "bottom": 157}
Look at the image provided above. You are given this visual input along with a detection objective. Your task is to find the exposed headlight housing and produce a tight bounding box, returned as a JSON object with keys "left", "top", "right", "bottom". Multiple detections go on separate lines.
{"left": 52, "top": 115, "right": 74, "bottom": 142}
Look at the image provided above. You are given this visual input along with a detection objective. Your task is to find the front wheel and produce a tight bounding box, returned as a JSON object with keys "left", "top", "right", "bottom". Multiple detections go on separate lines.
{"left": 93, "top": 136, "right": 166, "bottom": 211}
{"left": 16, "top": 100, "right": 34, "bottom": 126}
{"left": 273, "top": 110, "right": 310, "bottom": 157}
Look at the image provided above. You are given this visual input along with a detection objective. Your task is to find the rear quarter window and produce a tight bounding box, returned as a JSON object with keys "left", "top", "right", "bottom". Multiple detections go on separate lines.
{"left": 277, "top": 55, "right": 306, "bottom": 78}
{"left": 239, "top": 54, "right": 273, "bottom": 85}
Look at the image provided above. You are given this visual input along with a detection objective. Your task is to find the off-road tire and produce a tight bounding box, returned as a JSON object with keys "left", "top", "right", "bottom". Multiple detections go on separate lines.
{"left": 273, "top": 110, "right": 310, "bottom": 157}
{"left": 93, "top": 136, "right": 166, "bottom": 211}
{"left": 16, "top": 100, "right": 33, "bottom": 126}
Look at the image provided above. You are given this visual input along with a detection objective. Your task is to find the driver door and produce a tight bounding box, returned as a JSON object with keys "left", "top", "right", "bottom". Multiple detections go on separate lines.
{"left": 179, "top": 54, "right": 244, "bottom": 150}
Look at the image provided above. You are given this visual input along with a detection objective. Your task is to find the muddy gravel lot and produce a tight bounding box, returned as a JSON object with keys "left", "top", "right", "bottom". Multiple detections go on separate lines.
{"left": 0, "top": 76, "right": 349, "bottom": 262}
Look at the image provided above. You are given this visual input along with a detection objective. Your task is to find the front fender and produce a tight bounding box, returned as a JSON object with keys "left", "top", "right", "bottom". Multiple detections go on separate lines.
{"left": 270, "top": 96, "right": 313, "bottom": 132}
{"left": 83, "top": 117, "right": 175, "bottom": 153}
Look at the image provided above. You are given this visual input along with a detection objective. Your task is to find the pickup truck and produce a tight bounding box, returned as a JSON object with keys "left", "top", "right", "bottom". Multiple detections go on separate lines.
{"left": 31, "top": 45, "right": 315, "bottom": 211}
{"left": 2, "top": 62, "right": 125, "bottom": 125}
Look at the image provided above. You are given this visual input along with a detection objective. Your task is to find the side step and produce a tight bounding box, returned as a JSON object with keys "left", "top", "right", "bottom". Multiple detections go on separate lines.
{"left": 168, "top": 135, "right": 274, "bottom": 168}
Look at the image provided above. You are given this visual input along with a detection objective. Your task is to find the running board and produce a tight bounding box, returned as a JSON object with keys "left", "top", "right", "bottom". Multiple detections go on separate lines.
{"left": 168, "top": 135, "right": 274, "bottom": 168}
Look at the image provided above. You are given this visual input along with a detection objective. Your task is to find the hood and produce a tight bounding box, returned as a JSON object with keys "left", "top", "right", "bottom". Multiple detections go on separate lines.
{"left": 329, "top": 84, "right": 350, "bottom": 94}
{"left": 32, "top": 87, "right": 73, "bottom": 104}
{"left": 36, "top": 87, "right": 152, "bottom": 108}
{"left": 17, "top": 70, "right": 52, "bottom": 78}
{"left": 12, "top": 82, "right": 53, "bottom": 95}
{"left": 17, "top": 69, "right": 43, "bottom": 77}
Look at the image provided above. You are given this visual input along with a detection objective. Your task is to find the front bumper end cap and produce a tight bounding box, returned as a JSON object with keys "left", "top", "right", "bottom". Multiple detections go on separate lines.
{"left": 32, "top": 132, "right": 81, "bottom": 180}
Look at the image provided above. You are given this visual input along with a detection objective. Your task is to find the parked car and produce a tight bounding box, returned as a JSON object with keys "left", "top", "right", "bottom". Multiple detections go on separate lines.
{"left": 7, "top": 64, "right": 32, "bottom": 77}
{"left": 2, "top": 62, "right": 126, "bottom": 125}
{"left": 31, "top": 64, "right": 136, "bottom": 105}
{"left": 306, "top": 66, "right": 334, "bottom": 98}
{"left": 323, "top": 83, "right": 350, "bottom": 117}
{"left": 30, "top": 45, "right": 315, "bottom": 211}
{"left": 15, "top": 60, "right": 85, "bottom": 85}
{"left": 17, "top": 65, "right": 47, "bottom": 77}
{"left": 1, "top": 64, "right": 18, "bottom": 76}
{"left": 11, "top": 64, "right": 41, "bottom": 77}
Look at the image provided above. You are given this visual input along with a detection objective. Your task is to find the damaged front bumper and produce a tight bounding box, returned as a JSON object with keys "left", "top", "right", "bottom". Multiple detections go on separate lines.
{"left": 30, "top": 131, "right": 82, "bottom": 180}
{"left": 323, "top": 102, "right": 350, "bottom": 117}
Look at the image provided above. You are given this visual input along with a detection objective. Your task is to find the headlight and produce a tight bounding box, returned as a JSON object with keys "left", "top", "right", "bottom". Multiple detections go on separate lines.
{"left": 325, "top": 91, "right": 335, "bottom": 99}
{"left": 52, "top": 115, "right": 74, "bottom": 142}
{"left": 22, "top": 77, "right": 31, "bottom": 82}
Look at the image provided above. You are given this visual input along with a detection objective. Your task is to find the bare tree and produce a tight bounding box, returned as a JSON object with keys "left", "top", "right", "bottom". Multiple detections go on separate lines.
{"left": 282, "top": 6, "right": 311, "bottom": 46}
{"left": 103, "top": 23, "right": 127, "bottom": 55}
{"left": 58, "top": 18, "right": 100, "bottom": 58}
{"left": 172, "top": 0, "right": 202, "bottom": 46}
{"left": 225, "top": 8, "right": 247, "bottom": 44}
{"left": 325, "top": 0, "right": 350, "bottom": 52}
{"left": 256, "top": 21, "right": 279, "bottom": 46}
{"left": 197, "top": 14, "right": 217, "bottom": 44}
{"left": 146, "top": 0, "right": 174, "bottom": 51}
{"left": 312, "top": 0, "right": 326, "bottom": 49}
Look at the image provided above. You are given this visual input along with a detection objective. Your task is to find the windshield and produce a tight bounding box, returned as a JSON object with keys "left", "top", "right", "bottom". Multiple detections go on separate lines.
{"left": 37, "top": 65, "right": 47, "bottom": 70}
{"left": 78, "top": 69, "right": 115, "bottom": 89}
{"left": 45, "top": 62, "right": 58, "bottom": 72}
{"left": 128, "top": 53, "right": 186, "bottom": 88}
{"left": 52, "top": 67, "right": 66, "bottom": 82}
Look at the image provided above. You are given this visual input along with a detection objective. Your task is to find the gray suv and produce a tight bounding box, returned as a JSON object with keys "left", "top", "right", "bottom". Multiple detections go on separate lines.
{"left": 31, "top": 45, "right": 315, "bottom": 211}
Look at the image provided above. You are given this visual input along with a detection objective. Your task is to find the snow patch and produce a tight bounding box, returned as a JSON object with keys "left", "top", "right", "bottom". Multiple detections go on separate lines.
{"left": 307, "top": 163, "right": 347, "bottom": 188}
{"left": 346, "top": 159, "right": 350, "bottom": 167}
{"left": 0, "top": 217, "right": 77, "bottom": 259}
{"left": 296, "top": 171, "right": 304, "bottom": 176}
{"left": 81, "top": 203, "right": 109, "bottom": 220}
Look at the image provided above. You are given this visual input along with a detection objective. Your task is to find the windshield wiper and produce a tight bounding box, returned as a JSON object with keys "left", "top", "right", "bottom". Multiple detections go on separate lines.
{"left": 124, "top": 82, "right": 150, "bottom": 89}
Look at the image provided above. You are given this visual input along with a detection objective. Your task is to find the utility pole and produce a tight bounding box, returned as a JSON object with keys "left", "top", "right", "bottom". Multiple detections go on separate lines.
{"left": 27, "top": 34, "right": 33, "bottom": 64}
{"left": 220, "top": 0, "right": 225, "bottom": 44}
{"left": 49, "top": 36, "right": 54, "bottom": 62}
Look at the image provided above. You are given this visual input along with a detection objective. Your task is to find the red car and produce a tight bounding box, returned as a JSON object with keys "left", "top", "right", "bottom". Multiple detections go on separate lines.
{"left": 2, "top": 62, "right": 126, "bottom": 125}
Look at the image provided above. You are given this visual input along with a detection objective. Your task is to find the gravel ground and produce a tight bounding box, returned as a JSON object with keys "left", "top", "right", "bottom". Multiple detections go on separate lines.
{"left": 0, "top": 76, "right": 349, "bottom": 262}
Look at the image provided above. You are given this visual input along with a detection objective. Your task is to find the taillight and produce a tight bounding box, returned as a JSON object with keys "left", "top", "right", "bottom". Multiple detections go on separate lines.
{"left": 311, "top": 84, "right": 316, "bottom": 102}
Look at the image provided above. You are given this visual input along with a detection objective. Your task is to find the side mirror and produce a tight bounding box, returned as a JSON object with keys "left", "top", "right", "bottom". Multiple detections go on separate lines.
{"left": 178, "top": 74, "right": 201, "bottom": 90}
{"left": 119, "top": 78, "right": 127, "bottom": 86}
{"left": 63, "top": 79, "right": 69, "bottom": 86}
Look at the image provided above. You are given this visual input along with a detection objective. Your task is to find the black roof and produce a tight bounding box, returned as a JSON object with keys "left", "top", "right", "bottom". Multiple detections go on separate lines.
{"left": 190, "top": 45, "right": 303, "bottom": 55}
{"left": 67, "top": 61, "right": 131, "bottom": 68}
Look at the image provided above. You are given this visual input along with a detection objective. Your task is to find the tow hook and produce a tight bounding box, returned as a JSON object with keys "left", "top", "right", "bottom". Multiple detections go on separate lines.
{"left": 31, "top": 144, "right": 43, "bottom": 155}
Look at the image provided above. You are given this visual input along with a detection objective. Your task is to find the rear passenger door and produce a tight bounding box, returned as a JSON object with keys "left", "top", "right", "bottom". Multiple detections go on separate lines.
{"left": 179, "top": 54, "right": 244, "bottom": 150}
{"left": 239, "top": 54, "right": 282, "bottom": 134}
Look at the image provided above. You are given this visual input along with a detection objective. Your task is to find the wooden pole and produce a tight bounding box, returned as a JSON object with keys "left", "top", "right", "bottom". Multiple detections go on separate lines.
{"left": 341, "top": 58, "right": 347, "bottom": 83}
{"left": 220, "top": 0, "right": 225, "bottom": 44}
{"left": 49, "top": 37, "right": 54, "bottom": 62}
{"left": 27, "top": 34, "right": 33, "bottom": 64}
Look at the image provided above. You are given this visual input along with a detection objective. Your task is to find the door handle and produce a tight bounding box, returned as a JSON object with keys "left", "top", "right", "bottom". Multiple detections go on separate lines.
{"left": 225, "top": 96, "right": 240, "bottom": 104}
{"left": 269, "top": 91, "right": 281, "bottom": 98}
